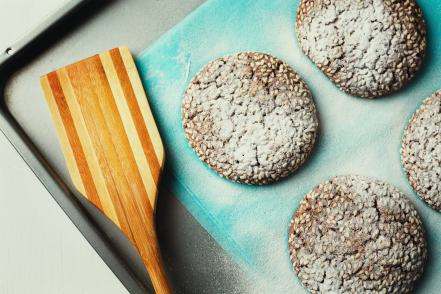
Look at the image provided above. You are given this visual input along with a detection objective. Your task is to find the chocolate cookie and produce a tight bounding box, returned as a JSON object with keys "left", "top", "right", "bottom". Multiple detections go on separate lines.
{"left": 288, "top": 175, "right": 427, "bottom": 294}
{"left": 401, "top": 90, "right": 441, "bottom": 212}
{"left": 296, "top": 0, "right": 426, "bottom": 98}
{"left": 181, "top": 52, "right": 318, "bottom": 185}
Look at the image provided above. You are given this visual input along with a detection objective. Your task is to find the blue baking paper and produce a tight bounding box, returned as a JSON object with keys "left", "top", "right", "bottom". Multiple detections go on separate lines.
{"left": 135, "top": 0, "right": 441, "bottom": 292}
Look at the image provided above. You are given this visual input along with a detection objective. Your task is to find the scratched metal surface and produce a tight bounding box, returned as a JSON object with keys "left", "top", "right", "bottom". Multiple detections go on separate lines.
{"left": 2, "top": 0, "right": 257, "bottom": 293}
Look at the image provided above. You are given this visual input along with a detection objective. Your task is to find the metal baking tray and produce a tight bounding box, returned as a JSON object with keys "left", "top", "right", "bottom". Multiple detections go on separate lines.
{"left": 0, "top": 0, "right": 256, "bottom": 293}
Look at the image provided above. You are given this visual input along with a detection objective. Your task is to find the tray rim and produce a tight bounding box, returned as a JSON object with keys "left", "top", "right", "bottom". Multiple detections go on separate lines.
{"left": 0, "top": 1, "right": 152, "bottom": 293}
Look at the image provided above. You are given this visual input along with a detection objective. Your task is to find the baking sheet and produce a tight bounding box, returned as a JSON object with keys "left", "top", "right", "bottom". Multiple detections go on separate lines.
{"left": 136, "top": 0, "right": 441, "bottom": 292}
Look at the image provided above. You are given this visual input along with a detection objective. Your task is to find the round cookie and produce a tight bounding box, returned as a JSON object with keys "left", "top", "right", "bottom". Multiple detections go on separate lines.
{"left": 288, "top": 175, "right": 427, "bottom": 294}
{"left": 296, "top": 0, "right": 426, "bottom": 98}
{"left": 181, "top": 52, "right": 318, "bottom": 185}
{"left": 401, "top": 89, "right": 441, "bottom": 212}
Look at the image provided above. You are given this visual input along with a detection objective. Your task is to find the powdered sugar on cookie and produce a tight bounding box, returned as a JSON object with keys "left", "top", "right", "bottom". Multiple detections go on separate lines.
{"left": 182, "top": 52, "right": 318, "bottom": 185}
{"left": 296, "top": 0, "right": 426, "bottom": 98}
{"left": 289, "top": 175, "right": 427, "bottom": 294}
{"left": 401, "top": 90, "right": 441, "bottom": 212}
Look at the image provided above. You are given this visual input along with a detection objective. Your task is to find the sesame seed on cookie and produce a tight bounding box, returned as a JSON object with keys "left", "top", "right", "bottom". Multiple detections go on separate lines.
{"left": 289, "top": 175, "right": 427, "bottom": 294}
{"left": 296, "top": 0, "right": 426, "bottom": 98}
{"left": 401, "top": 90, "right": 441, "bottom": 212}
{"left": 181, "top": 52, "right": 318, "bottom": 185}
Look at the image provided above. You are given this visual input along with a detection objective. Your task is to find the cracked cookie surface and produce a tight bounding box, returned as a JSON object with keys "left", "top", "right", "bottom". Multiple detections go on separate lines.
{"left": 288, "top": 175, "right": 426, "bottom": 294}
{"left": 296, "top": 0, "right": 426, "bottom": 98}
{"left": 401, "top": 90, "right": 441, "bottom": 212}
{"left": 181, "top": 52, "right": 318, "bottom": 185}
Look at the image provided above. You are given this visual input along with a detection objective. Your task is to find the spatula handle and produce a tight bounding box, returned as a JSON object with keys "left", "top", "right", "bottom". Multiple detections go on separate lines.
{"left": 144, "top": 238, "right": 174, "bottom": 294}
{"left": 143, "top": 234, "right": 174, "bottom": 294}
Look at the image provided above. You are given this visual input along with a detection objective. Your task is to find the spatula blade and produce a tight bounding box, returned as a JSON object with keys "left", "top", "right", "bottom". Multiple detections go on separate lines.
{"left": 40, "top": 46, "right": 172, "bottom": 294}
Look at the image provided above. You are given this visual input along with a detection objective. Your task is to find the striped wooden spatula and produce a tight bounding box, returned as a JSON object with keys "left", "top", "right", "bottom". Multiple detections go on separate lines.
{"left": 40, "top": 46, "right": 173, "bottom": 294}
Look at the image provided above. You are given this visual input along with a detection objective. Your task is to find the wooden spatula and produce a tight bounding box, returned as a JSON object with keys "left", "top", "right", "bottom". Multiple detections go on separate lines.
{"left": 40, "top": 46, "right": 173, "bottom": 294}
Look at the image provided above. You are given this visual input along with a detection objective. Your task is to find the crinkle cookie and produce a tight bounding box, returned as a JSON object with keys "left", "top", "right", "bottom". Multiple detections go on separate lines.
{"left": 296, "top": 0, "right": 426, "bottom": 98}
{"left": 181, "top": 52, "right": 318, "bottom": 185}
{"left": 288, "top": 175, "right": 427, "bottom": 294}
{"left": 401, "top": 90, "right": 441, "bottom": 212}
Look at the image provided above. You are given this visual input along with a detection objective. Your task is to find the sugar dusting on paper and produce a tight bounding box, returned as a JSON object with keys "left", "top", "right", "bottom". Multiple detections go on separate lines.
{"left": 136, "top": 0, "right": 441, "bottom": 293}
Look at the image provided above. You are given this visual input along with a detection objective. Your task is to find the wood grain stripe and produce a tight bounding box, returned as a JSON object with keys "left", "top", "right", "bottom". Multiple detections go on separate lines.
{"left": 98, "top": 52, "right": 156, "bottom": 225}
{"left": 57, "top": 67, "right": 120, "bottom": 226}
{"left": 109, "top": 48, "right": 161, "bottom": 184}
{"left": 99, "top": 51, "right": 157, "bottom": 210}
{"left": 100, "top": 52, "right": 157, "bottom": 217}
{"left": 84, "top": 54, "right": 150, "bottom": 243}
{"left": 69, "top": 58, "right": 144, "bottom": 239}
{"left": 46, "top": 72, "right": 103, "bottom": 211}
{"left": 40, "top": 76, "right": 87, "bottom": 197}
{"left": 118, "top": 46, "right": 165, "bottom": 170}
